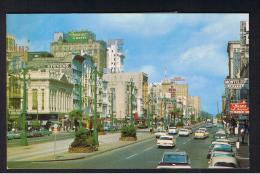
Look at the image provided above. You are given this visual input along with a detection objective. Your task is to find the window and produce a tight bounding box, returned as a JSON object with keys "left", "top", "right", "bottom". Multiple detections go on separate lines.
{"left": 42, "top": 89, "right": 44, "bottom": 110}
{"left": 32, "top": 89, "right": 38, "bottom": 110}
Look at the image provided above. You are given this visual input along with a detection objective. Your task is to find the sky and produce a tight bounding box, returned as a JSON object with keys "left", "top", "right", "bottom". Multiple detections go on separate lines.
{"left": 7, "top": 13, "right": 249, "bottom": 115}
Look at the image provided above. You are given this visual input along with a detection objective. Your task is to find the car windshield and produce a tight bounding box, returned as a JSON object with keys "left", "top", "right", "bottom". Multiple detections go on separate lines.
{"left": 213, "top": 145, "right": 232, "bottom": 152}
{"left": 213, "top": 153, "right": 234, "bottom": 157}
{"left": 160, "top": 137, "right": 173, "bottom": 140}
{"left": 163, "top": 154, "right": 188, "bottom": 164}
{"left": 214, "top": 162, "right": 236, "bottom": 168}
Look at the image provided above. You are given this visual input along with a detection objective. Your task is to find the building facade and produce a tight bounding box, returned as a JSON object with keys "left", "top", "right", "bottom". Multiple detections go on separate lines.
{"left": 6, "top": 34, "right": 29, "bottom": 62}
{"left": 50, "top": 30, "right": 107, "bottom": 72}
{"left": 106, "top": 39, "right": 125, "bottom": 73}
{"left": 103, "top": 72, "right": 148, "bottom": 120}
{"left": 27, "top": 70, "right": 74, "bottom": 124}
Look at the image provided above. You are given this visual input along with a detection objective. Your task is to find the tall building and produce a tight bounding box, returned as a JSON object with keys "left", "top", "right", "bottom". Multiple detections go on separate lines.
{"left": 103, "top": 72, "right": 148, "bottom": 120}
{"left": 240, "top": 21, "right": 249, "bottom": 78}
{"left": 50, "top": 30, "right": 107, "bottom": 72}
{"left": 106, "top": 39, "right": 125, "bottom": 73}
{"left": 188, "top": 96, "right": 201, "bottom": 121}
{"left": 6, "top": 34, "right": 29, "bottom": 62}
{"left": 227, "top": 41, "right": 241, "bottom": 79}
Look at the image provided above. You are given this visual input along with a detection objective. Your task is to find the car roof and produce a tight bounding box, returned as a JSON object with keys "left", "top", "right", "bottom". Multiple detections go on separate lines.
{"left": 212, "top": 141, "right": 230, "bottom": 145}
{"left": 160, "top": 135, "right": 174, "bottom": 138}
{"left": 163, "top": 151, "right": 188, "bottom": 156}
{"left": 180, "top": 128, "right": 188, "bottom": 131}
{"left": 169, "top": 127, "right": 177, "bottom": 129}
{"left": 211, "top": 156, "right": 237, "bottom": 165}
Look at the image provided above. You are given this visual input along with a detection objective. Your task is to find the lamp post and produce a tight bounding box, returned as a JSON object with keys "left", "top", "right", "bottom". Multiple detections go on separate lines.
{"left": 91, "top": 65, "right": 102, "bottom": 146}
{"left": 20, "top": 68, "right": 29, "bottom": 146}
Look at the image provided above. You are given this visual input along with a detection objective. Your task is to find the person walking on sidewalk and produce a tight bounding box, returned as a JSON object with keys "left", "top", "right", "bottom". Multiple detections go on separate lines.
{"left": 240, "top": 122, "right": 246, "bottom": 144}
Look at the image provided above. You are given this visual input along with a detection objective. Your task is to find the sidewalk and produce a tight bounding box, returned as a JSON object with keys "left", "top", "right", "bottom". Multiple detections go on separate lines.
{"left": 7, "top": 131, "right": 154, "bottom": 162}
{"left": 236, "top": 134, "right": 249, "bottom": 168}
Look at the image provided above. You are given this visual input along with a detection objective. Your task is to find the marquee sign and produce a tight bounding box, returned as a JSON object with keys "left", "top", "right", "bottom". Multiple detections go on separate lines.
{"left": 225, "top": 78, "right": 249, "bottom": 89}
{"left": 230, "top": 101, "right": 249, "bottom": 114}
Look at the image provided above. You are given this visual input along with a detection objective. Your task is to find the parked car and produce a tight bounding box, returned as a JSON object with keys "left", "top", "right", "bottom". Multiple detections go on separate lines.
{"left": 194, "top": 130, "right": 207, "bottom": 139}
{"left": 211, "top": 144, "right": 234, "bottom": 159}
{"left": 7, "top": 131, "right": 21, "bottom": 140}
{"left": 157, "top": 135, "right": 176, "bottom": 148}
{"left": 207, "top": 142, "right": 230, "bottom": 159}
{"left": 157, "top": 152, "right": 191, "bottom": 169}
{"left": 155, "top": 130, "right": 167, "bottom": 139}
{"left": 208, "top": 156, "right": 238, "bottom": 168}
{"left": 178, "top": 129, "right": 190, "bottom": 137}
{"left": 214, "top": 131, "right": 227, "bottom": 140}
{"left": 168, "top": 127, "right": 178, "bottom": 135}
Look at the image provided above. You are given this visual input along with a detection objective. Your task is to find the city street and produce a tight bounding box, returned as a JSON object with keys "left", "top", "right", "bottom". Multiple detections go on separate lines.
{"left": 8, "top": 125, "right": 217, "bottom": 169}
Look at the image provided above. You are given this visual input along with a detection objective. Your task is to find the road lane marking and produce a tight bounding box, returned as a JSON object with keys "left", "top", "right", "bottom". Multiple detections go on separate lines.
{"left": 183, "top": 137, "right": 193, "bottom": 144}
{"left": 144, "top": 146, "right": 154, "bottom": 152}
{"left": 126, "top": 153, "right": 137, "bottom": 159}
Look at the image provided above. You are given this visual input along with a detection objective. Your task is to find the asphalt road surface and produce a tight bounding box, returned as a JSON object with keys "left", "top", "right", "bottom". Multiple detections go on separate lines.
{"left": 8, "top": 125, "right": 218, "bottom": 169}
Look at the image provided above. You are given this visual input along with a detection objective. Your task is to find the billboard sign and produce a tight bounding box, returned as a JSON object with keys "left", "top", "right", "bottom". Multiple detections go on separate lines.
{"left": 225, "top": 78, "right": 249, "bottom": 89}
{"left": 230, "top": 101, "right": 249, "bottom": 114}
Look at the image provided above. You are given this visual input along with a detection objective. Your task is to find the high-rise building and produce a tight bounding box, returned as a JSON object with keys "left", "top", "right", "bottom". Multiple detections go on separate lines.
{"left": 227, "top": 41, "right": 241, "bottom": 79}
{"left": 188, "top": 96, "right": 201, "bottom": 121}
{"left": 240, "top": 21, "right": 249, "bottom": 78}
{"left": 106, "top": 39, "right": 125, "bottom": 73}
{"left": 50, "top": 30, "right": 107, "bottom": 72}
{"left": 103, "top": 72, "right": 148, "bottom": 120}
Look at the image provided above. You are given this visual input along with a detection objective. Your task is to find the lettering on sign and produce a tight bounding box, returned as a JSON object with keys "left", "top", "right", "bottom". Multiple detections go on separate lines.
{"left": 225, "top": 78, "right": 249, "bottom": 89}
{"left": 230, "top": 101, "right": 249, "bottom": 114}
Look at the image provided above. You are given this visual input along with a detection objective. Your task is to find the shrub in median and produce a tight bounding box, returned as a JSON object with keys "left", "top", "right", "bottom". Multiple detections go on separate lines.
{"left": 70, "top": 128, "right": 94, "bottom": 148}
{"left": 121, "top": 125, "right": 136, "bottom": 138}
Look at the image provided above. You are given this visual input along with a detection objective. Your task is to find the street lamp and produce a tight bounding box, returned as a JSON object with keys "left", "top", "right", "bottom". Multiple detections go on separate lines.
{"left": 20, "top": 67, "right": 30, "bottom": 146}
{"left": 91, "top": 64, "right": 102, "bottom": 146}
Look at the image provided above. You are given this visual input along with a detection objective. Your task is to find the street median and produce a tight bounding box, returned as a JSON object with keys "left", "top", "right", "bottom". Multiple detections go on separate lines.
{"left": 29, "top": 133, "right": 155, "bottom": 162}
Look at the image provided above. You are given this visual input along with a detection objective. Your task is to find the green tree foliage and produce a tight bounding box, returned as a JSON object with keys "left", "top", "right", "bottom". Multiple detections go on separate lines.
{"left": 121, "top": 125, "right": 136, "bottom": 138}
{"left": 70, "top": 127, "right": 94, "bottom": 147}
{"left": 31, "top": 120, "right": 41, "bottom": 130}
{"left": 69, "top": 109, "right": 82, "bottom": 131}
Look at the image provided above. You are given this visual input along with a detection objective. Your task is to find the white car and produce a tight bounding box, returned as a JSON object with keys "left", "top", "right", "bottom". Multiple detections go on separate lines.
{"left": 155, "top": 130, "right": 167, "bottom": 139}
{"left": 194, "top": 130, "right": 207, "bottom": 139}
{"left": 157, "top": 152, "right": 191, "bottom": 169}
{"left": 157, "top": 135, "right": 176, "bottom": 148}
{"left": 208, "top": 156, "right": 238, "bottom": 168}
{"left": 199, "top": 128, "right": 209, "bottom": 137}
{"left": 184, "top": 126, "right": 193, "bottom": 134}
{"left": 168, "top": 127, "right": 178, "bottom": 135}
{"left": 178, "top": 129, "right": 190, "bottom": 137}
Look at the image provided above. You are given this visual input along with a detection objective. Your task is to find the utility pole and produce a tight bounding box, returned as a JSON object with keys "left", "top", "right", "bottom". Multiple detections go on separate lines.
{"left": 21, "top": 68, "right": 28, "bottom": 146}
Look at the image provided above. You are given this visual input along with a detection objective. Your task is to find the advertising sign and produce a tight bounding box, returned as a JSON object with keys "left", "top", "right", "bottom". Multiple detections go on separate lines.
{"left": 65, "top": 31, "right": 95, "bottom": 43}
{"left": 225, "top": 78, "right": 249, "bottom": 89}
{"left": 230, "top": 101, "right": 249, "bottom": 114}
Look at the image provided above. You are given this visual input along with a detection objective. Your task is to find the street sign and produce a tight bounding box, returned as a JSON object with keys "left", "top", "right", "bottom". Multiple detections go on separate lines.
{"left": 224, "top": 78, "right": 249, "bottom": 89}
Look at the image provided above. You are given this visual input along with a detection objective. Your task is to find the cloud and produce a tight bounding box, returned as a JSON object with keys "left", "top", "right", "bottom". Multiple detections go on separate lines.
{"left": 172, "top": 44, "right": 227, "bottom": 77}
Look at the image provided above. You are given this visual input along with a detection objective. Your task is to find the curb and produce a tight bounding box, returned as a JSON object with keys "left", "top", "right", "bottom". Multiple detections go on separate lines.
{"left": 31, "top": 134, "right": 155, "bottom": 162}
